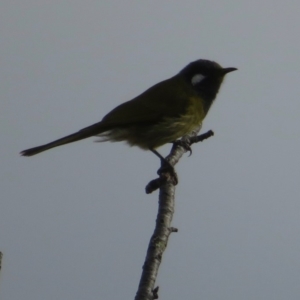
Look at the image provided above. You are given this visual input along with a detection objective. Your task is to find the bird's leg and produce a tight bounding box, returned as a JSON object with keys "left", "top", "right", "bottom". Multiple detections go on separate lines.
{"left": 150, "top": 149, "right": 178, "bottom": 184}
{"left": 150, "top": 148, "right": 174, "bottom": 170}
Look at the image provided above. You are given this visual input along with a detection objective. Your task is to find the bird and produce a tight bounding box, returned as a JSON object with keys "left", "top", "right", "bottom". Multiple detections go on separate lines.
{"left": 20, "top": 59, "right": 237, "bottom": 160}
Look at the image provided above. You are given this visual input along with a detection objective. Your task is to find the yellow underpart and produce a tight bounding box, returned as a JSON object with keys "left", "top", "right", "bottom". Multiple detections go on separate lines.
{"left": 97, "top": 96, "right": 206, "bottom": 150}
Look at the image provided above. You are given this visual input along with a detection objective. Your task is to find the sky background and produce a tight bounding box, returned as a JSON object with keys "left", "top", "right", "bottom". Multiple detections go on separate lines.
{"left": 1, "top": 1, "right": 300, "bottom": 299}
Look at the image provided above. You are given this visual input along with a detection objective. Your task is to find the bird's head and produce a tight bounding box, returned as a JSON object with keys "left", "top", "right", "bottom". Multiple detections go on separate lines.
{"left": 179, "top": 59, "right": 237, "bottom": 103}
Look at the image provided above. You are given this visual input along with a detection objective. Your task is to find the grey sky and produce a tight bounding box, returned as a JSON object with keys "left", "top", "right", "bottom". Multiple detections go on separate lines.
{"left": 1, "top": 1, "right": 300, "bottom": 299}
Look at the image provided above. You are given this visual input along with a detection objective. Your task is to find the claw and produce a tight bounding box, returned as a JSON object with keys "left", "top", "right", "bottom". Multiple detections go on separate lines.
{"left": 172, "top": 139, "right": 192, "bottom": 156}
{"left": 150, "top": 148, "right": 178, "bottom": 185}
{"left": 186, "top": 144, "right": 192, "bottom": 157}
{"left": 157, "top": 164, "right": 178, "bottom": 185}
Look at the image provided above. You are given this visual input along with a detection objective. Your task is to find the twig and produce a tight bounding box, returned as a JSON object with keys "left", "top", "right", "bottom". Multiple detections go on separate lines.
{"left": 135, "top": 126, "right": 213, "bottom": 299}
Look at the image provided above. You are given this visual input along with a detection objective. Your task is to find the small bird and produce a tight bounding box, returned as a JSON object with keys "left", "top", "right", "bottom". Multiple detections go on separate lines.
{"left": 20, "top": 59, "right": 237, "bottom": 160}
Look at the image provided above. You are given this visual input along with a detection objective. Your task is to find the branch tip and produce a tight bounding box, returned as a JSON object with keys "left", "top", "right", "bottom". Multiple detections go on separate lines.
{"left": 152, "top": 286, "right": 159, "bottom": 299}
{"left": 169, "top": 227, "right": 178, "bottom": 233}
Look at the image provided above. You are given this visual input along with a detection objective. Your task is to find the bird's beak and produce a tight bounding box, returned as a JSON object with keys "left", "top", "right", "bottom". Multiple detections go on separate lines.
{"left": 222, "top": 67, "right": 238, "bottom": 74}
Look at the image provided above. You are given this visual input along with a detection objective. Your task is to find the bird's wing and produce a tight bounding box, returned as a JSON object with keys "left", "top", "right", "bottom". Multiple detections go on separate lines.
{"left": 100, "top": 75, "right": 189, "bottom": 128}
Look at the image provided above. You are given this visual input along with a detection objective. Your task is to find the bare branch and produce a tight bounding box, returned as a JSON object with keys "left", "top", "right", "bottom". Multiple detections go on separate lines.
{"left": 136, "top": 126, "right": 213, "bottom": 299}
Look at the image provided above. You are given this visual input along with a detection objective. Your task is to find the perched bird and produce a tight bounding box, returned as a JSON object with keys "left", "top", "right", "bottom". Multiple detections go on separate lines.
{"left": 20, "top": 59, "right": 237, "bottom": 159}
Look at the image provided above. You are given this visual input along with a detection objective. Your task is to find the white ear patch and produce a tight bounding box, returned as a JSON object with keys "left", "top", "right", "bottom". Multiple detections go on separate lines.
{"left": 191, "top": 74, "right": 206, "bottom": 85}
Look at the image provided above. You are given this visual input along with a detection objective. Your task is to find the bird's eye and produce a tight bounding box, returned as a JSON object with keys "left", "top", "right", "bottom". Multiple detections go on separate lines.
{"left": 191, "top": 74, "right": 206, "bottom": 85}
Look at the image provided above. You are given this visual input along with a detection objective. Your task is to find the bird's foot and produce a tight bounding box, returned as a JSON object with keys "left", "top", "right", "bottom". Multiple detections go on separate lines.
{"left": 157, "top": 160, "right": 178, "bottom": 185}
{"left": 172, "top": 138, "right": 192, "bottom": 156}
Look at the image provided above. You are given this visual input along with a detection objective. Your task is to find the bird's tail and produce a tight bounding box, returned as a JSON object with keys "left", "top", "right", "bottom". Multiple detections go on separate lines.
{"left": 20, "top": 122, "right": 108, "bottom": 156}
